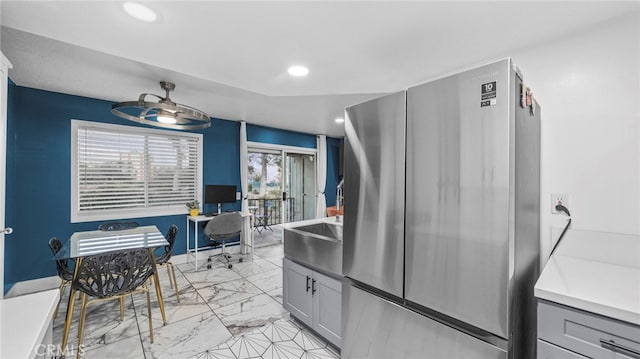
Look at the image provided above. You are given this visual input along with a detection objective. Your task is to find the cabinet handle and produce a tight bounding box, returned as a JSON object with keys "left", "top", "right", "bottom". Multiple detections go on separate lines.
{"left": 600, "top": 339, "right": 640, "bottom": 359}
{"left": 306, "top": 276, "right": 310, "bottom": 292}
{"left": 312, "top": 279, "right": 317, "bottom": 295}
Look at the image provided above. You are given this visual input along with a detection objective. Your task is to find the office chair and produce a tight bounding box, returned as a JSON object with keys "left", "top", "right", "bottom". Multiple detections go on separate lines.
{"left": 98, "top": 221, "right": 139, "bottom": 231}
{"left": 203, "top": 212, "right": 243, "bottom": 269}
{"left": 48, "top": 237, "right": 74, "bottom": 320}
{"left": 62, "top": 248, "right": 157, "bottom": 354}
{"left": 154, "top": 225, "right": 180, "bottom": 303}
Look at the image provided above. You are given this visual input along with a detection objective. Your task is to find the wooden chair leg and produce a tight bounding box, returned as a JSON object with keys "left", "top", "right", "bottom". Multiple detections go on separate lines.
{"left": 53, "top": 280, "right": 66, "bottom": 320}
{"left": 166, "top": 264, "right": 174, "bottom": 290}
{"left": 169, "top": 263, "right": 180, "bottom": 303}
{"left": 120, "top": 296, "right": 125, "bottom": 321}
{"left": 145, "top": 280, "right": 154, "bottom": 343}
{"left": 61, "top": 288, "right": 77, "bottom": 355}
{"left": 151, "top": 272, "right": 167, "bottom": 325}
{"left": 77, "top": 293, "right": 88, "bottom": 358}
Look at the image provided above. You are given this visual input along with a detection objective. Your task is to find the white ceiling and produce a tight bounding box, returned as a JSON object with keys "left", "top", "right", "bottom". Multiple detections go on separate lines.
{"left": 1, "top": 1, "right": 638, "bottom": 137}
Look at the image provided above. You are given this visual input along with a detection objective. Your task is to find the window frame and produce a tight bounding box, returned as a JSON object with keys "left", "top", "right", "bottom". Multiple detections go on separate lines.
{"left": 70, "top": 119, "right": 203, "bottom": 223}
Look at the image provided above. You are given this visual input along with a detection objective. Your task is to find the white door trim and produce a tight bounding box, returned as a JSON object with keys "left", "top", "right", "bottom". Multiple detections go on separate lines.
{"left": 0, "top": 52, "right": 14, "bottom": 299}
{"left": 247, "top": 141, "right": 316, "bottom": 155}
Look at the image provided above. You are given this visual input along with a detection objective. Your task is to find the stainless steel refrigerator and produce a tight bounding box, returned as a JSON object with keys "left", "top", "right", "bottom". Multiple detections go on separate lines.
{"left": 342, "top": 58, "right": 540, "bottom": 359}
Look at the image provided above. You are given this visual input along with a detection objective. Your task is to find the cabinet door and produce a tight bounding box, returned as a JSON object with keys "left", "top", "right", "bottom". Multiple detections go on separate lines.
{"left": 538, "top": 340, "right": 588, "bottom": 359}
{"left": 283, "top": 258, "right": 313, "bottom": 326}
{"left": 312, "top": 270, "right": 342, "bottom": 348}
{"left": 538, "top": 301, "right": 640, "bottom": 359}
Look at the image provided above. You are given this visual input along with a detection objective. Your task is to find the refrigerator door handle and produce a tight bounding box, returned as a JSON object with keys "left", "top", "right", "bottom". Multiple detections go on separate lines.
{"left": 306, "top": 276, "right": 311, "bottom": 292}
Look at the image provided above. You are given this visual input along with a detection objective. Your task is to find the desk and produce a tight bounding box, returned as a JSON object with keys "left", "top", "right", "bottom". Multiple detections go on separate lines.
{"left": 56, "top": 225, "right": 168, "bottom": 354}
{"left": 186, "top": 213, "right": 254, "bottom": 271}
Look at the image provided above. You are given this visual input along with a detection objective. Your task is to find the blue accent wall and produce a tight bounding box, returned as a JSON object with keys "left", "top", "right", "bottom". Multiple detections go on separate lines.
{"left": 247, "top": 124, "right": 316, "bottom": 149}
{"left": 4, "top": 84, "right": 342, "bottom": 292}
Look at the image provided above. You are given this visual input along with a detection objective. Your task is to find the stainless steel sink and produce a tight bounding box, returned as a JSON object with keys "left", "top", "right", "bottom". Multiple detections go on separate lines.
{"left": 289, "top": 222, "right": 343, "bottom": 241}
{"left": 284, "top": 222, "right": 343, "bottom": 276}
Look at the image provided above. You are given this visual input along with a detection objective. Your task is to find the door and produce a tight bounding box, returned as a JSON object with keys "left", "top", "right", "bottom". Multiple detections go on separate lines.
{"left": 247, "top": 148, "right": 282, "bottom": 229}
{"left": 0, "top": 53, "right": 12, "bottom": 299}
{"left": 343, "top": 91, "right": 406, "bottom": 298}
{"left": 405, "top": 59, "right": 512, "bottom": 338}
{"left": 284, "top": 152, "right": 315, "bottom": 222}
{"left": 282, "top": 258, "right": 313, "bottom": 326}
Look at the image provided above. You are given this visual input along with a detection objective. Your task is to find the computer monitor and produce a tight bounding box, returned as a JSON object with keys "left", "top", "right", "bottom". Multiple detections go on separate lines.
{"left": 204, "top": 185, "right": 237, "bottom": 213}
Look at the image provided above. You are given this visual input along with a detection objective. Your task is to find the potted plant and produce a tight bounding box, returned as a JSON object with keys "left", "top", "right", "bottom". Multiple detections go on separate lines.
{"left": 186, "top": 200, "right": 200, "bottom": 217}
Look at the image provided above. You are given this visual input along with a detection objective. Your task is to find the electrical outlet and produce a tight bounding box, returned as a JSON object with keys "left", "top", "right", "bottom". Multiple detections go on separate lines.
{"left": 551, "top": 193, "right": 569, "bottom": 214}
{"left": 236, "top": 192, "right": 241, "bottom": 201}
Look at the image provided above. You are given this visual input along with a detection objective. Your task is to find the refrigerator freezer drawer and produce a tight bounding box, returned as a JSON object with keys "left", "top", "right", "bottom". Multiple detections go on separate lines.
{"left": 342, "top": 282, "right": 507, "bottom": 359}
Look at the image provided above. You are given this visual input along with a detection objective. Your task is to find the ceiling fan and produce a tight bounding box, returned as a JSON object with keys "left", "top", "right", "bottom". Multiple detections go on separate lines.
{"left": 111, "top": 81, "right": 211, "bottom": 130}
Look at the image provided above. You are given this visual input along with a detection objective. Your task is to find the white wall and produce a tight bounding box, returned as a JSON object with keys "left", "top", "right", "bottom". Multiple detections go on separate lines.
{"left": 509, "top": 11, "right": 640, "bottom": 262}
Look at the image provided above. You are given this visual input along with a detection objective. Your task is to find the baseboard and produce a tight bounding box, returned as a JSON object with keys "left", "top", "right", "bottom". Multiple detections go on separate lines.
{"left": 5, "top": 276, "right": 60, "bottom": 298}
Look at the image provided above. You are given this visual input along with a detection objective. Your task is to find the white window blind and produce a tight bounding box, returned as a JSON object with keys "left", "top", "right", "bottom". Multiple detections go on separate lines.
{"left": 71, "top": 120, "right": 202, "bottom": 222}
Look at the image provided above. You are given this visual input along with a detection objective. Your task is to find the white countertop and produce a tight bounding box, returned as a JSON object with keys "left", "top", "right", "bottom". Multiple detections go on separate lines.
{"left": 281, "top": 215, "right": 344, "bottom": 229}
{"left": 0, "top": 289, "right": 59, "bottom": 359}
{"left": 535, "top": 229, "right": 640, "bottom": 325}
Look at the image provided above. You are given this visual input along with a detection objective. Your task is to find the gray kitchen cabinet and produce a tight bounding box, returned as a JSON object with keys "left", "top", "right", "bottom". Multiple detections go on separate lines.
{"left": 538, "top": 340, "right": 588, "bottom": 359}
{"left": 312, "top": 269, "right": 342, "bottom": 346}
{"left": 283, "top": 257, "right": 313, "bottom": 327}
{"left": 538, "top": 300, "right": 640, "bottom": 359}
{"left": 283, "top": 257, "right": 342, "bottom": 348}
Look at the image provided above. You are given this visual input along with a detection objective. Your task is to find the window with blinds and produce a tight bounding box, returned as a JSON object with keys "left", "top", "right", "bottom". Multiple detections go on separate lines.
{"left": 71, "top": 120, "right": 203, "bottom": 223}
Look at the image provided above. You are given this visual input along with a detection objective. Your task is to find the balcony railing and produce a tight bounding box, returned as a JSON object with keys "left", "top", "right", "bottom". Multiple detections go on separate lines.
{"left": 248, "top": 197, "right": 295, "bottom": 226}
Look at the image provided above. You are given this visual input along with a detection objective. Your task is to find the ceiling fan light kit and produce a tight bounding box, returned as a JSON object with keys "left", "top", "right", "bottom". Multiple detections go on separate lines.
{"left": 111, "top": 81, "right": 211, "bottom": 130}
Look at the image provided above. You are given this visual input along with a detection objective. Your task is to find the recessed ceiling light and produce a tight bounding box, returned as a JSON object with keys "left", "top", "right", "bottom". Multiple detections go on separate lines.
{"left": 288, "top": 66, "right": 309, "bottom": 77}
{"left": 335, "top": 117, "right": 345, "bottom": 123}
{"left": 123, "top": 2, "right": 157, "bottom": 23}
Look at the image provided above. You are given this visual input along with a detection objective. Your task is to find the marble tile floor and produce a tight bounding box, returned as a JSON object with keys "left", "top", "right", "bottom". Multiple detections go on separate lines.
{"left": 51, "top": 239, "right": 339, "bottom": 359}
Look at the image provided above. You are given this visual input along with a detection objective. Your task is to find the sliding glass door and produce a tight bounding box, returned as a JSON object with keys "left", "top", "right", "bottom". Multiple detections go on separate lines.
{"left": 247, "top": 144, "right": 316, "bottom": 225}
{"left": 284, "top": 152, "right": 316, "bottom": 222}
